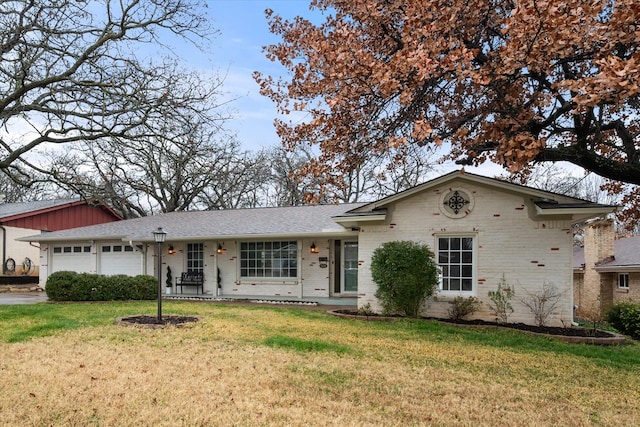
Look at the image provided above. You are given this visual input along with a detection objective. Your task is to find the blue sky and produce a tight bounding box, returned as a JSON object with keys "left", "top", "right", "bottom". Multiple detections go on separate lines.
{"left": 190, "top": 1, "right": 319, "bottom": 152}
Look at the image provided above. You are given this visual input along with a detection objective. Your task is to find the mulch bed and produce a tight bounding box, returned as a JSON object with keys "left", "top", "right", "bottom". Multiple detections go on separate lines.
{"left": 117, "top": 315, "right": 199, "bottom": 328}
{"left": 329, "top": 309, "right": 628, "bottom": 344}
{"left": 435, "top": 317, "right": 614, "bottom": 338}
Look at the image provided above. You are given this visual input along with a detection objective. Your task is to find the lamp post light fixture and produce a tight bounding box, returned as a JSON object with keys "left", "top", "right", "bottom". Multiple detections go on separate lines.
{"left": 152, "top": 227, "right": 167, "bottom": 323}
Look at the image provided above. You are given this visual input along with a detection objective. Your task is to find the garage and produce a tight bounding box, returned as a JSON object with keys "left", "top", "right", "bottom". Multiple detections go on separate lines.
{"left": 50, "top": 245, "right": 93, "bottom": 274}
{"left": 98, "top": 244, "right": 143, "bottom": 276}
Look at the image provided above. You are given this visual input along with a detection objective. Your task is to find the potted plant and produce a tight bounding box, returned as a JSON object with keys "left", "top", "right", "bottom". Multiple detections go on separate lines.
{"left": 166, "top": 266, "right": 173, "bottom": 295}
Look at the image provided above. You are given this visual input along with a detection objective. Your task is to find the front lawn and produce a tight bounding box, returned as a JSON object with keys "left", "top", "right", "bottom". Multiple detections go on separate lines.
{"left": 0, "top": 301, "right": 638, "bottom": 426}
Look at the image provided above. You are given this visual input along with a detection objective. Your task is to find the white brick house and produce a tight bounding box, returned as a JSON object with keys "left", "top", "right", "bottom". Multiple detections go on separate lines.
{"left": 335, "top": 171, "right": 616, "bottom": 326}
{"left": 20, "top": 171, "right": 615, "bottom": 326}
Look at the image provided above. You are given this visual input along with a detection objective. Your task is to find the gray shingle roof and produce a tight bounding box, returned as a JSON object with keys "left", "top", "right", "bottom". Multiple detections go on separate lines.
{"left": 598, "top": 236, "right": 640, "bottom": 268}
{"left": 20, "top": 203, "right": 365, "bottom": 243}
{"left": 574, "top": 236, "right": 640, "bottom": 270}
{"left": 0, "top": 198, "right": 81, "bottom": 219}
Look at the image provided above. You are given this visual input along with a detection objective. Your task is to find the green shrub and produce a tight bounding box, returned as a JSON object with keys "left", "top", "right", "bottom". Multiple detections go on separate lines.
{"left": 130, "top": 275, "right": 158, "bottom": 300}
{"left": 46, "top": 271, "right": 157, "bottom": 302}
{"left": 45, "top": 271, "right": 81, "bottom": 301}
{"left": 606, "top": 302, "right": 640, "bottom": 338}
{"left": 447, "top": 296, "right": 480, "bottom": 320}
{"left": 371, "top": 240, "right": 439, "bottom": 317}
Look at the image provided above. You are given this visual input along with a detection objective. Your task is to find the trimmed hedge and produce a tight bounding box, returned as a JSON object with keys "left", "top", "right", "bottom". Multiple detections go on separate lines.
{"left": 606, "top": 302, "right": 640, "bottom": 339}
{"left": 46, "top": 271, "right": 157, "bottom": 301}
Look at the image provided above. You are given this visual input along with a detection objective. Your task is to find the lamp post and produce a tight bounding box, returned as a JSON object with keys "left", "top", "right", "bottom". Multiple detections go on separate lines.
{"left": 153, "top": 227, "right": 167, "bottom": 323}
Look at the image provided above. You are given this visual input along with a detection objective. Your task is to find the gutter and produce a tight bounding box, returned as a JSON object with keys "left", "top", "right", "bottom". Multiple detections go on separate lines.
{"left": 1, "top": 225, "right": 5, "bottom": 274}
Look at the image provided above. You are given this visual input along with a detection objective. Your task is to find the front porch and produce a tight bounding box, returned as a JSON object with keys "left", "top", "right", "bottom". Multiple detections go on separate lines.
{"left": 164, "top": 293, "right": 357, "bottom": 308}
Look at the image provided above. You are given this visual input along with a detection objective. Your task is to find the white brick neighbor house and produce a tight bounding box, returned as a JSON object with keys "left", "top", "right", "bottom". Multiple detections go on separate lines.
{"left": 20, "top": 171, "right": 615, "bottom": 326}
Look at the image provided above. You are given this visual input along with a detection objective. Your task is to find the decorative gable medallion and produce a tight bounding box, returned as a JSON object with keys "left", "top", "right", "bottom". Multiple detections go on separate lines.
{"left": 440, "top": 188, "right": 474, "bottom": 218}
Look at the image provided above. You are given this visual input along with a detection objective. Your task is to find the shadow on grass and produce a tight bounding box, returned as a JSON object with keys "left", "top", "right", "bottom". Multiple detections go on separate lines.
{"left": 398, "top": 318, "right": 640, "bottom": 371}
{"left": 263, "top": 334, "right": 352, "bottom": 354}
{"left": 7, "top": 318, "right": 82, "bottom": 343}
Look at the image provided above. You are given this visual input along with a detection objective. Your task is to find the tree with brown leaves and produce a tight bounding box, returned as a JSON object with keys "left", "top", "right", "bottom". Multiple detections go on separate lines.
{"left": 256, "top": 0, "right": 640, "bottom": 227}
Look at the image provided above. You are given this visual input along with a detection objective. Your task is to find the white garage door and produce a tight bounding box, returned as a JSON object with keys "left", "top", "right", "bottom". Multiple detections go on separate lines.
{"left": 51, "top": 245, "right": 93, "bottom": 274}
{"left": 99, "top": 244, "right": 143, "bottom": 276}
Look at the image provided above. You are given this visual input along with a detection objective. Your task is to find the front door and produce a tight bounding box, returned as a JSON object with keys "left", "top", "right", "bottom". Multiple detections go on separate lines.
{"left": 342, "top": 241, "right": 358, "bottom": 294}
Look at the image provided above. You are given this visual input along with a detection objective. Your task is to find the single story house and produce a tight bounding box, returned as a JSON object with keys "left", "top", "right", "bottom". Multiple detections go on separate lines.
{"left": 20, "top": 171, "right": 616, "bottom": 326}
{"left": 1, "top": 198, "right": 121, "bottom": 281}
{"left": 573, "top": 218, "right": 640, "bottom": 317}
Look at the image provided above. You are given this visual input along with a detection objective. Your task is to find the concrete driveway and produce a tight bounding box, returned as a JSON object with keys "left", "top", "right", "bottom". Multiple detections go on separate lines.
{"left": 0, "top": 292, "right": 48, "bottom": 305}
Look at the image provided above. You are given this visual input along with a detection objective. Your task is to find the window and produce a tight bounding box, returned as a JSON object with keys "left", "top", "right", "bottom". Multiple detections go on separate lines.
{"left": 187, "top": 243, "right": 204, "bottom": 273}
{"left": 240, "top": 241, "right": 298, "bottom": 278}
{"left": 619, "top": 273, "right": 630, "bottom": 289}
{"left": 102, "top": 246, "right": 111, "bottom": 253}
{"left": 54, "top": 246, "right": 90, "bottom": 254}
{"left": 437, "top": 236, "right": 475, "bottom": 294}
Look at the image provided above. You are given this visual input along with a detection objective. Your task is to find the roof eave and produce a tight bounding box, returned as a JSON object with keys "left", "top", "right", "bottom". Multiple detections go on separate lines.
{"left": 347, "top": 170, "right": 607, "bottom": 213}
{"left": 333, "top": 213, "right": 387, "bottom": 222}
{"left": 595, "top": 265, "right": 640, "bottom": 273}
{"left": 534, "top": 205, "right": 618, "bottom": 222}
{"left": 20, "top": 230, "right": 360, "bottom": 244}
{"left": 151, "top": 230, "right": 360, "bottom": 242}
{"left": 17, "top": 234, "right": 129, "bottom": 243}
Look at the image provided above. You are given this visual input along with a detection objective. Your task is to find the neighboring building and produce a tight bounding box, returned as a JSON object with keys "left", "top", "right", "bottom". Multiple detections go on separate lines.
{"left": 573, "top": 218, "right": 640, "bottom": 317}
{"left": 1, "top": 198, "right": 121, "bottom": 281}
{"left": 20, "top": 171, "right": 615, "bottom": 326}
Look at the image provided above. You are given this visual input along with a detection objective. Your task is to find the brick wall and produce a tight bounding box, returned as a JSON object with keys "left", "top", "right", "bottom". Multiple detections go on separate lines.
{"left": 579, "top": 218, "right": 614, "bottom": 317}
{"left": 611, "top": 272, "right": 640, "bottom": 306}
{"left": 356, "top": 181, "right": 575, "bottom": 327}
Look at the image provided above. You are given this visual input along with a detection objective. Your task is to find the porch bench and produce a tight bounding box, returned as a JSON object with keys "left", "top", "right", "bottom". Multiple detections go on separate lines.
{"left": 176, "top": 271, "right": 204, "bottom": 294}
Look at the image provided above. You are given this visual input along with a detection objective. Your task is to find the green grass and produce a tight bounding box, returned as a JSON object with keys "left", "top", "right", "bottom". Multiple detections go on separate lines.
{"left": 0, "top": 301, "right": 145, "bottom": 342}
{"left": 263, "top": 334, "right": 352, "bottom": 354}
{"left": 0, "top": 300, "right": 639, "bottom": 426}
{"left": 1, "top": 301, "right": 637, "bottom": 367}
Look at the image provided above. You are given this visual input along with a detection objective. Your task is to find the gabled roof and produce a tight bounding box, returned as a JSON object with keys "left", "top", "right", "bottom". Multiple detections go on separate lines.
{"left": 334, "top": 170, "right": 617, "bottom": 225}
{"left": 19, "top": 203, "right": 364, "bottom": 243}
{"left": 0, "top": 198, "right": 121, "bottom": 222}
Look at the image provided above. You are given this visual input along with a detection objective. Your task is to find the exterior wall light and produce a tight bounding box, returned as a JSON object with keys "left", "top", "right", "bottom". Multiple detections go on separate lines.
{"left": 310, "top": 242, "right": 319, "bottom": 254}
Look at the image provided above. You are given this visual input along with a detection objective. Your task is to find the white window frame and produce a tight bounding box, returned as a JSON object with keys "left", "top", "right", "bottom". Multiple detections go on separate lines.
{"left": 618, "top": 273, "right": 630, "bottom": 289}
{"left": 239, "top": 241, "right": 299, "bottom": 279}
{"left": 186, "top": 243, "right": 204, "bottom": 273}
{"left": 53, "top": 245, "right": 91, "bottom": 254}
{"left": 436, "top": 234, "right": 477, "bottom": 296}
